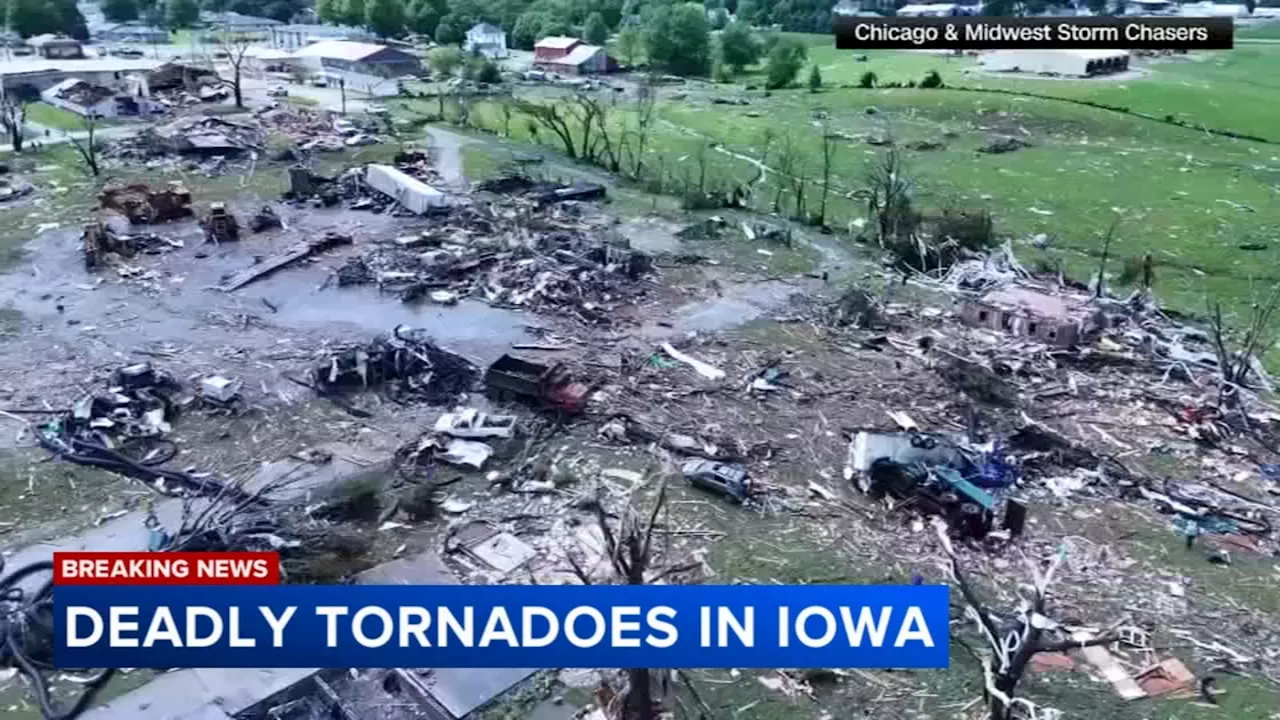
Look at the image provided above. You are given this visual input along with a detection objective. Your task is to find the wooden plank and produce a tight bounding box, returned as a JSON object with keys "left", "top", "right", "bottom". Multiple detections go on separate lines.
{"left": 1074, "top": 632, "right": 1145, "bottom": 700}
{"left": 218, "top": 234, "right": 351, "bottom": 292}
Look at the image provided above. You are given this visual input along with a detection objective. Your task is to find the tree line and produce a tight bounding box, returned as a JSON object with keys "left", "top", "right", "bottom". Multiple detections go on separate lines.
{"left": 309, "top": 0, "right": 834, "bottom": 48}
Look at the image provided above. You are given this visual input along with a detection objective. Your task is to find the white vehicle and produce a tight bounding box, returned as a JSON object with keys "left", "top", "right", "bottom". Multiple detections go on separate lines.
{"left": 433, "top": 408, "right": 517, "bottom": 440}
{"left": 332, "top": 118, "right": 358, "bottom": 135}
{"left": 267, "top": 85, "right": 289, "bottom": 97}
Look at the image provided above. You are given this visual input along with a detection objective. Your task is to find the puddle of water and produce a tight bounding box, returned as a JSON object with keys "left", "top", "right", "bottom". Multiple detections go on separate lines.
{"left": 642, "top": 278, "right": 818, "bottom": 338}
{"left": 617, "top": 218, "right": 682, "bottom": 254}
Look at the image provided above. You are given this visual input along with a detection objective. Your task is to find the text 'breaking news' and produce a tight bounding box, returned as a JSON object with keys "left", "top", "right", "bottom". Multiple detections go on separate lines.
{"left": 833, "top": 16, "right": 1233, "bottom": 51}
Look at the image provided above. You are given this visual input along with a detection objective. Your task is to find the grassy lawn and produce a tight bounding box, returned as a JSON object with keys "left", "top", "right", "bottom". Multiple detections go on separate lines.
{"left": 25, "top": 102, "right": 93, "bottom": 132}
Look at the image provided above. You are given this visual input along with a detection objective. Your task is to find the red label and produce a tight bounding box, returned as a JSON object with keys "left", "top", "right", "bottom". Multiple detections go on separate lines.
{"left": 53, "top": 552, "right": 280, "bottom": 585}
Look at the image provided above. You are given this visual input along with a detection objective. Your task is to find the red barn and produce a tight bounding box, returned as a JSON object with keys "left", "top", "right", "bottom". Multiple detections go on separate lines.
{"left": 533, "top": 36, "right": 580, "bottom": 63}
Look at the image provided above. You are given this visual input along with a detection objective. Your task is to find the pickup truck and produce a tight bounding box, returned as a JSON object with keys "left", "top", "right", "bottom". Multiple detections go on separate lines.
{"left": 433, "top": 408, "right": 516, "bottom": 439}
{"left": 484, "top": 354, "right": 591, "bottom": 414}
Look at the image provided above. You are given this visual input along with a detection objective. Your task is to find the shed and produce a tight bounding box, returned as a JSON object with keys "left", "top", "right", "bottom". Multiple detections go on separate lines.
{"left": 978, "top": 49, "right": 1130, "bottom": 77}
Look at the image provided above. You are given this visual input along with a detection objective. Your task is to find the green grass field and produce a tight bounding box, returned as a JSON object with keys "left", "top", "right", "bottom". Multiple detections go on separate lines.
{"left": 430, "top": 41, "right": 1280, "bottom": 326}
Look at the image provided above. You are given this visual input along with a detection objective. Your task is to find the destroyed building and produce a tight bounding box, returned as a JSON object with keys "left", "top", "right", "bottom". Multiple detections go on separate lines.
{"left": 959, "top": 283, "right": 1106, "bottom": 348}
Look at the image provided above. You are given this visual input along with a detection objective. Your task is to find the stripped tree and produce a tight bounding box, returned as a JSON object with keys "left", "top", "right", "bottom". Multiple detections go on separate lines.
{"left": 563, "top": 477, "right": 709, "bottom": 720}
{"left": 936, "top": 521, "right": 1121, "bottom": 720}
{"left": 1207, "top": 284, "right": 1280, "bottom": 409}
{"left": 67, "top": 114, "right": 101, "bottom": 177}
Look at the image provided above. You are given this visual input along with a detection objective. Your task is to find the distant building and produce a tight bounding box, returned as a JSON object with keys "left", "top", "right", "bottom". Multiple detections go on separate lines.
{"left": 199, "top": 11, "right": 284, "bottom": 41}
{"left": 979, "top": 49, "right": 1130, "bottom": 77}
{"left": 464, "top": 23, "right": 507, "bottom": 59}
{"left": 535, "top": 41, "right": 612, "bottom": 74}
{"left": 533, "top": 36, "right": 581, "bottom": 64}
{"left": 292, "top": 40, "right": 421, "bottom": 95}
{"left": 269, "top": 23, "right": 376, "bottom": 51}
{"left": 27, "top": 35, "right": 85, "bottom": 59}
{"left": 97, "top": 22, "right": 170, "bottom": 44}
{"left": 243, "top": 46, "right": 299, "bottom": 77}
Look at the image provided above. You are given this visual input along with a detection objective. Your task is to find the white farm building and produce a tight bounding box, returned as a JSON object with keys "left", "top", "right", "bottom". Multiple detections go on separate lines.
{"left": 978, "top": 49, "right": 1131, "bottom": 78}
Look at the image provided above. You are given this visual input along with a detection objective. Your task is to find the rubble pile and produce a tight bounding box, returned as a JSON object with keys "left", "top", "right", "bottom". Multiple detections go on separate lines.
{"left": 82, "top": 219, "right": 182, "bottom": 271}
{"left": 107, "top": 116, "right": 265, "bottom": 160}
{"left": 333, "top": 202, "right": 654, "bottom": 323}
{"left": 99, "top": 181, "right": 194, "bottom": 224}
{"left": 258, "top": 107, "right": 382, "bottom": 152}
{"left": 309, "top": 325, "right": 479, "bottom": 405}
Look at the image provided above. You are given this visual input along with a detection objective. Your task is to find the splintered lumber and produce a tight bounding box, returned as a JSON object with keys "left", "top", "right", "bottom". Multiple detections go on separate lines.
{"left": 219, "top": 233, "right": 352, "bottom": 292}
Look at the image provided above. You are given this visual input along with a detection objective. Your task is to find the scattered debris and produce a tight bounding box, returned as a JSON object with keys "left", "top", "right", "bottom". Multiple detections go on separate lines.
{"left": 99, "top": 181, "right": 194, "bottom": 225}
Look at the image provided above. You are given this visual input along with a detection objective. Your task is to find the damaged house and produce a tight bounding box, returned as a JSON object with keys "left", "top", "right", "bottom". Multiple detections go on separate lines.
{"left": 40, "top": 77, "right": 162, "bottom": 118}
{"left": 959, "top": 283, "right": 1107, "bottom": 348}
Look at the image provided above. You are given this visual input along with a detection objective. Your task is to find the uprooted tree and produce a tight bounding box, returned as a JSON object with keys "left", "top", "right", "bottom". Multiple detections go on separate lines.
{"left": 936, "top": 521, "right": 1121, "bottom": 720}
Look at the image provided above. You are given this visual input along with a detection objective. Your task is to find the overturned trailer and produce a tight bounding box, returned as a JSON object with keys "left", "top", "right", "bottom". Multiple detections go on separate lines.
{"left": 363, "top": 164, "right": 448, "bottom": 214}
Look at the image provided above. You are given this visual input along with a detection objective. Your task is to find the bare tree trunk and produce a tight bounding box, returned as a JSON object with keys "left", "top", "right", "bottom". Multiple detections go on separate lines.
{"left": 817, "top": 127, "right": 836, "bottom": 226}
{"left": 68, "top": 116, "right": 100, "bottom": 177}
{"left": 1094, "top": 216, "right": 1120, "bottom": 299}
{"left": 1, "top": 98, "right": 24, "bottom": 152}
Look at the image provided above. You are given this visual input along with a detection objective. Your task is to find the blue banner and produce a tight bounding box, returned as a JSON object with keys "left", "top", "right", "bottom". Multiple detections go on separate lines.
{"left": 55, "top": 584, "right": 950, "bottom": 669}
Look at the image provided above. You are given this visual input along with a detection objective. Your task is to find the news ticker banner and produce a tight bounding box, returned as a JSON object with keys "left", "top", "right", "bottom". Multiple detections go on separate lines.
{"left": 834, "top": 16, "right": 1233, "bottom": 51}
{"left": 52, "top": 552, "right": 949, "bottom": 669}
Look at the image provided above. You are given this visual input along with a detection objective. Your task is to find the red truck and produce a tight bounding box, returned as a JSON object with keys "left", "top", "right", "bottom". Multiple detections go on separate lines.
{"left": 483, "top": 355, "right": 592, "bottom": 414}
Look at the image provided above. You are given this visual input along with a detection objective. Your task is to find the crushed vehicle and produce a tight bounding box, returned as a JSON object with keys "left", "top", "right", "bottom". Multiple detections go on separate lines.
{"left": 484, "top": 354, "right": 592, "bottom": 414}
{"left": 681, "top": 459, "right": 750, "bottom": 503}
{"left": 849, "top": 430, "right": 1025, "bottom": 540}
{"left": 433, "top": 408, "right": 517, "bottom": 439}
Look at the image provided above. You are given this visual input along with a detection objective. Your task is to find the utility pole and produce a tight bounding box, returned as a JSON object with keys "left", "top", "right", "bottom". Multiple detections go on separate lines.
{"left": 339, "top": 77, "right": 346, "bottom": 115}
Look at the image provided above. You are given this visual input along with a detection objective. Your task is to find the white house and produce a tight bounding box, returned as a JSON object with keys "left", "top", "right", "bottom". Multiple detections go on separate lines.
{"left": 464, "top": 23, "right": 507, "bottom": 59}
{"left": 979, "top": 49, "right": 1131, "bottom": 78}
